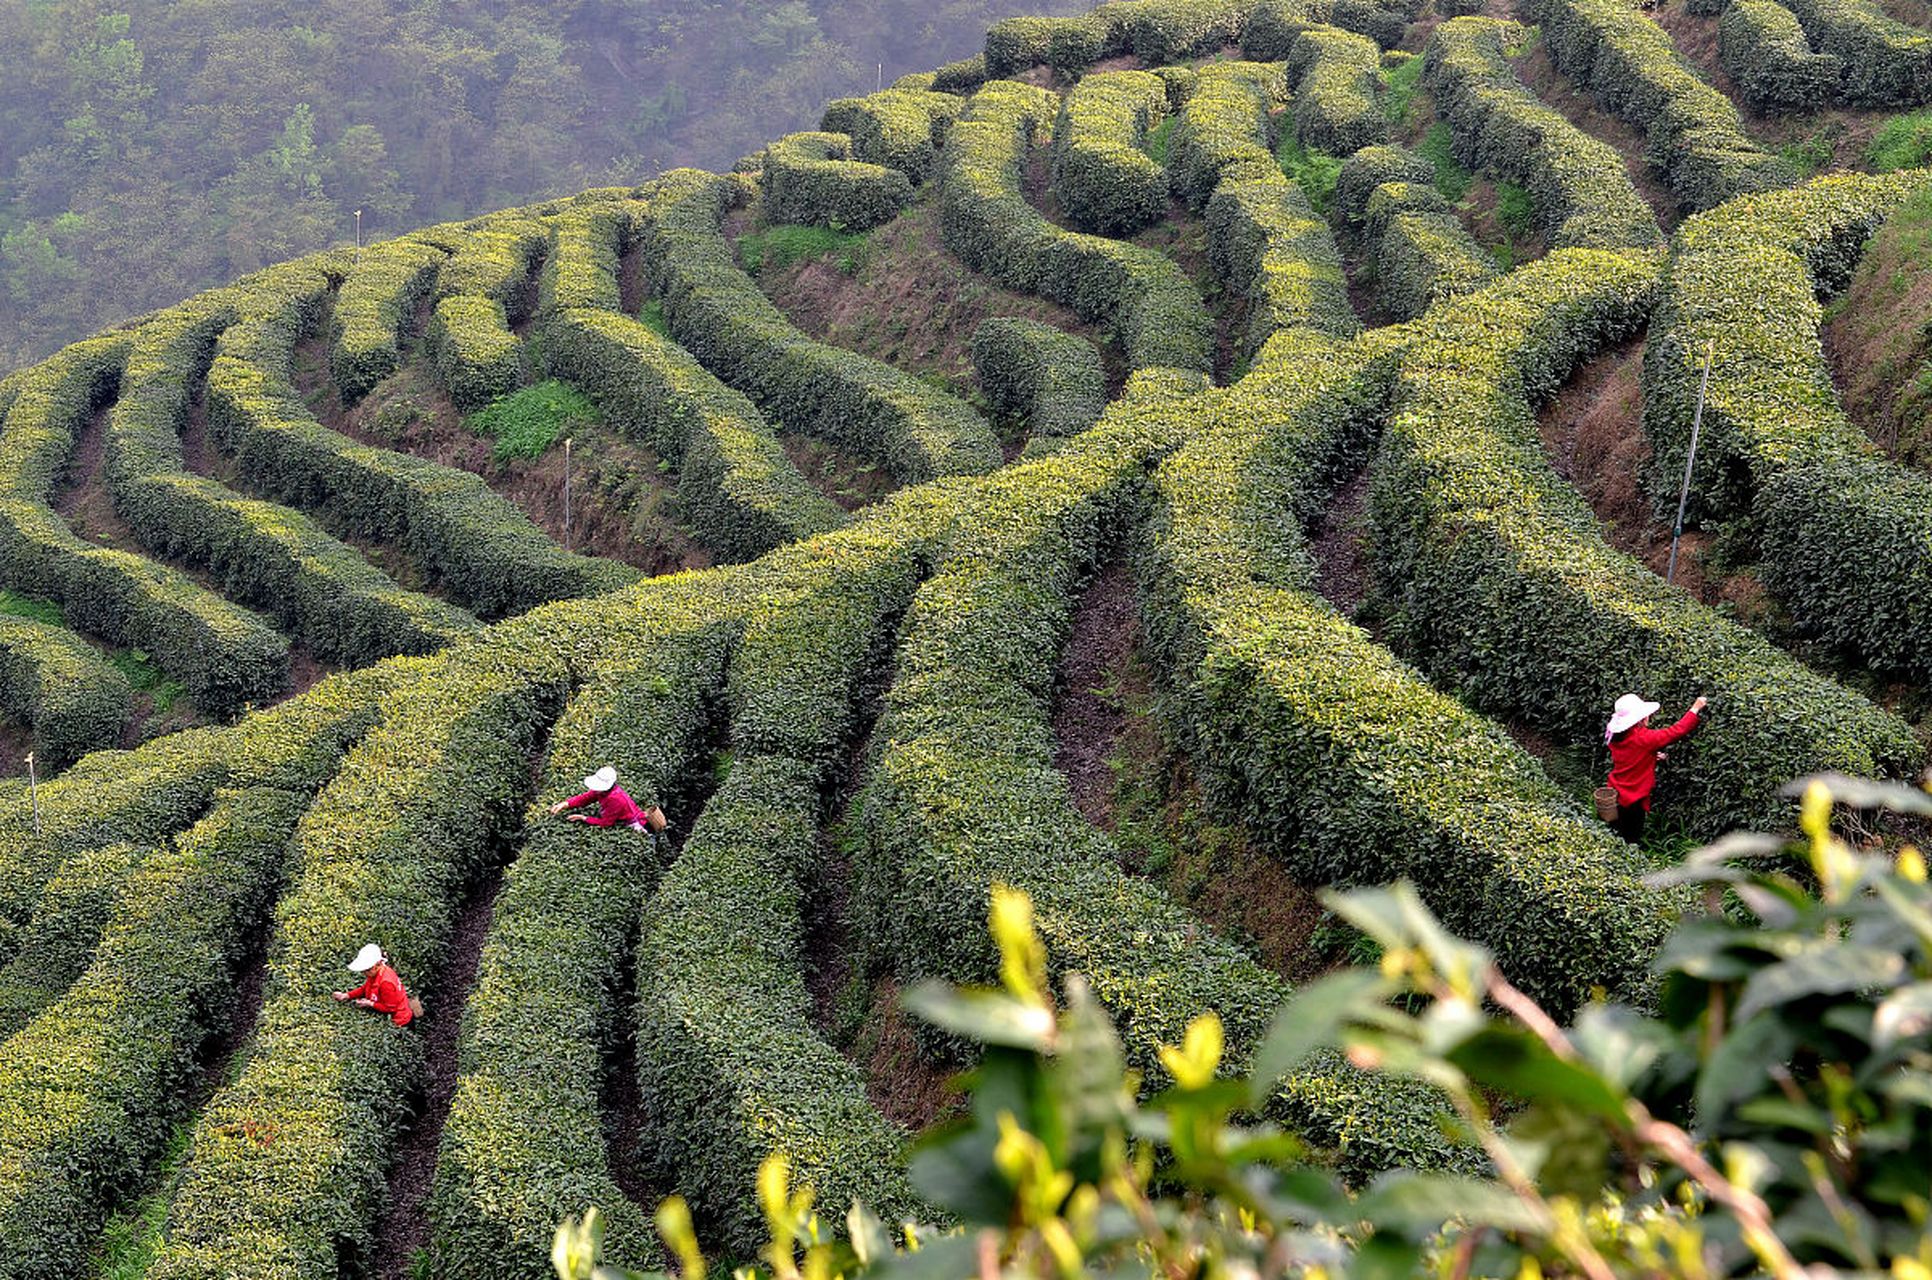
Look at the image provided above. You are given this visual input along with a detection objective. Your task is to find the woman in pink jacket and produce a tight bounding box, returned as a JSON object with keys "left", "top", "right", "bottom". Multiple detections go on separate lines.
{"left": 549, "top": 765, "right": 655, "bottom": 832}
{"left": 1604, "top": 693, "right": 1708, "bottom": 844}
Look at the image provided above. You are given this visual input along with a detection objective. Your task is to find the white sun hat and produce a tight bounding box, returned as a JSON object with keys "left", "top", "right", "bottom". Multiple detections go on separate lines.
{"left": 1605, "top": 693, "right": 1661, "bottom": 742}
{"left": 348, "top": 943, "right": 385, "bottom": 973}
{"left": 583, "top": 765, "right": 618, "bottom": 792}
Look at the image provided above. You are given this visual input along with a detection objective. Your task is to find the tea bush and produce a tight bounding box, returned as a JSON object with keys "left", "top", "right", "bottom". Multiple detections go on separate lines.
{"left": 0, "top": 615, "right": 130, "bottom": 770}
{"left": 1719, "top": 0, "right": 1842, "bottom": 110}
{"left": 1287, "top": 26, "right": 1389, "bottom": 157}
{"left": 971, "top": 317, "right": 1108, "bottom": 441}
{"left": 760, "top": 132, "right": 913, "bottom": 231}
{"left": 1050, "top": 71, "right": 1170, "bottom": 235}
{"left": 1360, "top": 180, "right": 1497, "bottom": 318}
{"left": 330, "top": 237, "right": 447, "bottom": 403}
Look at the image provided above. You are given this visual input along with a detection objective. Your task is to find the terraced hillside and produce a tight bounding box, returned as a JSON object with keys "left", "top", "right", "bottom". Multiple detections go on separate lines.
{"left": 4, "top": 0, "right": 1932, "bottom": 1275}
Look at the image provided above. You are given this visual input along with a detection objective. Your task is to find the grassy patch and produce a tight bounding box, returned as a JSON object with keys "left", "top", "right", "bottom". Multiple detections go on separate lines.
{"left": 1869, "top": 109, "right": 1932, "bottom": 171}
{"left": 737, "top": 224, "right": 870, "bottom": 275}
{"left": 1496, "top": 181, "right": 1536, "bottom": 239}
{"left": 464, "top": 379, "right": 601, "bottom": 462}
{"left": 1778, "top": 132, "right": 1833, "bottom": 178}
{"left": 109, "top": 649, "right": 185, "bottom": 714}
{"left": 1381, "top": 53, "right": 1424, "bottom": 126}
{"left": 1418, "top": 122, "right": 1474, "bottom": 201}
{"left": 88, "top": 1125, "right": 193, "bottom": 1280}
{"left": 638, "top": 300, "right": 669, "bottom": 337}
{"left": 0, "top": 590, "right": 65, "bottom": 627}
{"left": 1145, "top": 116, "right": 1177, "bottom": 164}
{"left": 1276, "top": 135, "right": 1344, "bottom": 215}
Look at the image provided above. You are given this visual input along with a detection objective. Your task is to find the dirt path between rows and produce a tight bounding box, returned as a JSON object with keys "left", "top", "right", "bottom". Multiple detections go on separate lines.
{"left": 371, "top": 875, "right": 506, "bottom": 1280}
{"left": 1050, "top": 559, "right": 1137, "bottom": 831}
{"left": 1308, "top": 466, "right": 1374, "bottom": 621}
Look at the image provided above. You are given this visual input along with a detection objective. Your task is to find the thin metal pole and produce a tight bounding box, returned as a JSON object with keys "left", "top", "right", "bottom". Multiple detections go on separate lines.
{"left": 25, "top": 752, "right": 39, "bottom": 836}
{"left": 563, "top": 438, "right": 573, "bottom": 550}
{"left": 1666, "top": 339, "right": 1715, "bottom": 585}
{"left": 354, "top": 209, "right": 363, "bottom": 252}
{"left": 877, "top": 62, "right": 884, "bottom": 92}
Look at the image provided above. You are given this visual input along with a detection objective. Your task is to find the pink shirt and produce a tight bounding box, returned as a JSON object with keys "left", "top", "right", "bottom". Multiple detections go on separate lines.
{"left": 561, "top": 784, "right": 644, "bottom": 828}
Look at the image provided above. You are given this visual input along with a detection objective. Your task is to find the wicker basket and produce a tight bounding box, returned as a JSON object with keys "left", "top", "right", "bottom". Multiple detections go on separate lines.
{"left": 1593, "top": 786, "right": 1620, "bottom": 823}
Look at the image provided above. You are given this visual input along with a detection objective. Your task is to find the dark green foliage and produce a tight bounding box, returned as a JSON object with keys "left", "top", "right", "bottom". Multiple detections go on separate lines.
{"left": 1422, "top": 18, "right": 1662, "bottom": 249}
{"left": 1246, "top": 0, "right": 1421, "bottom": 51}
{"left": 939, "top": 80, "right": 1212, "bottom": 371}
{"left": 1050, "top": 71, "right": 1171, "bottom": 236}
{"left": 207, "top": 256, "right": 636, "bottom": 621}
{"left": 1645, "top": 172, "right": 1932, "bottom": 680}
{"left": 1369, "top": 247, "right": 1920, "bottom": 834}
{"left": 429, "top": 615, "right": 732, "bottom": 1280}
{"left": 971, "top": 316, "right": 1107, "bottom": 440}
{"left": 536, "top": 306, "right": 848, "bottom": 560}
{"left": 464, "top": 380, "right": 598, "bottom": 462}
{"left": 106, "top": 291, "right": 481, "bottom": 665}
{"left": 428, "top": 296, "right": 526, "bottom": 413}
{"left": 1777, "top": 0, "right": 1932, "bottom": 104}
{"left": 932, "top": 54, "right": 991, "bottom": 94}
{"left": 1520, "top": 0, "right": 1795, "bottom": 210}
{"left": 1719, "top": 0, "right": 1842, "bottom": 110}
{"left": 1169, "top": 61, "right": 1286, "bottom": 210}
{"left": 637, "top": 168, "right": 1002, "bottom": 482}
{"left": 0, "top": 615, "right": 130, "bottom": 770}
{"left": 760, "top": 132, "right": 915, "bottom": 231}
{"left": 1286, "top": 26, "right": 1390, "bottom": 157}
{"left": 0, "top": 333, "right": 290, "bottom": 715}
{"left": 1332, "top": 143, "right": 1437, "bottom": 232}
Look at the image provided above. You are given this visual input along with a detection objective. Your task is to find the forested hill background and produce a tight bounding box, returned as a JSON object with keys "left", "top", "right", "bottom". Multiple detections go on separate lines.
{"left": 0, "top": 0, "right": 1081, "bottom": 371}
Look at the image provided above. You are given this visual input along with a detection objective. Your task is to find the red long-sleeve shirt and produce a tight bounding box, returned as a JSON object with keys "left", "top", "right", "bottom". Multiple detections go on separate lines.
{"left": 561, "top": 785, "right": 644, "bottom": 828}
{"left": 1608, "top": 710, "right": 1700, "bottom": 809}
{"left": 343, "top": 962, "right": 413, "bottom": 1026}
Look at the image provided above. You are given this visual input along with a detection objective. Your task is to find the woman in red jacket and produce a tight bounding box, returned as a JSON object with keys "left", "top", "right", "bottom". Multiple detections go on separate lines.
{"left": 332, "top": 943, "right": 415, "bottom": 1027}
{"left": 1604, "top": 692, "right": 1708, "bottom": 844}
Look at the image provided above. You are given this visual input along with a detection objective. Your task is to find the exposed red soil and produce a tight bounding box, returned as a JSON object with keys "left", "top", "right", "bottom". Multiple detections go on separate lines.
{"left": 757, "top": 202, "right": 1125, "bottom": 401}
{"left": 371, "top": 872, "right": 507, "bottom": 1280}
{"left": 1536, "top": 336, "right": 1774, "bottom": 620}
{"left": 618, "top": 244, "right": 648, "bottom": 316}
{"left": 1513, "top": 45, "right": 1682, "bottom": 232}
{"left": 1051, "top": 559, "right": 1139, "bottom": 828}
{"left": 853, "top": 978, "right": 963, "bottom": 1132}
{"left": 1825, "top": 200, "right": 1932, "bottom": 469}
{"left": 599, "top": 945, "right": 664, "bottom": 1204}
{"left": 1309, "top": 466, "right": 1374, "bottom": 620}
{"left": 51, "top": 404, "right": 144, "bottom": 553}
{"left": 1646, "top": 1, "right": 1730, "bottom": 92}
{"left": 783, "top": 435, "right": 899, "bottom": 512}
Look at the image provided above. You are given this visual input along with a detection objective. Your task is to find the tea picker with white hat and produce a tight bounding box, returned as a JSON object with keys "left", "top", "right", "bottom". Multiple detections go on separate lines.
{"left": 1600, "top": 692, "right": 1708, "bottom": 844}
{"left": 332, "top": 943, "right": 417, "bottom": 1026}
{"left": 549, "top": 765, "right": 665, "bottom": 835}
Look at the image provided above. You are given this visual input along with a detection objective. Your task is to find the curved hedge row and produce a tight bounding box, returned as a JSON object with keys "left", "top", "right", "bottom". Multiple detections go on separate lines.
{"left": 429, "top": 611, "right": 732, "bottom": 1280}
{"left": 1138, "top": 328, "right": 1674, "bottom": 1017}
{"left": 1521, "top": 0, "right": 1793, "bottom": 211}
{"left": 207, "top": 260, "right": 636, "bottom": 620}
{"left": 0, "top": 615, "right": 130, "bottom": 771}
{"left": 538, "top": 305, "right": 848, "bottom": 559}
{"left": 144, "top": 644, "right": 569, "bottom": 1280}
{"left": 1644, "top": 172, "right": 1932, "bottom": 678}
{"left": 854, "top": 378, "right": 1472, "bottom": 1181}
{"left": 983, "top": 0, "right": 1248, "bottom": 78}
{"left": 637, "top": 168, "right": 1001, "bottom": 483}
{"left": 107, "top": 291, "right": 482, "bottom": 664}
{"left": 1423, "top": 17, "right": 1663, "bottom": 250}
{"left": 818, "top": 89, "right": 964, "bottom": 183}
{"left": 537, "top": 202, "right": 634, "bottom": 316}
{"left": 1362, "top": 180, "right": 1498, "bottom": 319}
{"left": 1246, "top": 0, "right": 1422, "bottom": 52}
{"left": 0, "top": 840, "right": 147, "bottom": 1043}
{"left": 330, "top": 237, "right": 447, "bottom": 403}
{"left": 638, "top": 528, "right": 934, "bottom": 1252}
{"left": 426, "top": 218, "right": 547, "bottom": 411}
{"left": 0, "top": 671, "right": 388, "bottom": 1280}
{"left": 1169, "top": 60, "right": 1285, "bottom": 210}
{"left": 972, "top": 316, "right": 1108, "bottom": 441}
{"left": 1332, "top": 143, "right": 1437, "bottom": 233}
{"left": 939, "top": 80, "right": 1212, "bottom": 371}
{"left": 1777, "top": 0, "right": 1932, "bottom": 104}
{"left": 1719, "top": 0, "right": 1842, "bottom": 110}
{"left": 1368, "top": 247, "right": 1920, "bottom": 834}
{"left": 0, "top": 335, "right": 290, "bottom": 716}
{"left": 761, "top": 131, "right": 914, "bottom": 231}
{"left": 1286, "top": 26, "right": 1389, "bottom": 157}
{"left": 1050, "top": 71, "right": 1171, "bottom": 235}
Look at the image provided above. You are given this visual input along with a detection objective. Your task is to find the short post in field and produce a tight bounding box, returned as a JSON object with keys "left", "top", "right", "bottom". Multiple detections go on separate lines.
{"left": 1666, "top": 339, "right": 1716, "bottom": 587}
{"left": 563, "top": 437, "right": 573, "bottom": 550}
{"left": 25, "top": 752, "right": 39, "bottom": 836}
{"left": 354, "top": 208, "right": 363, "bottom": 252}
